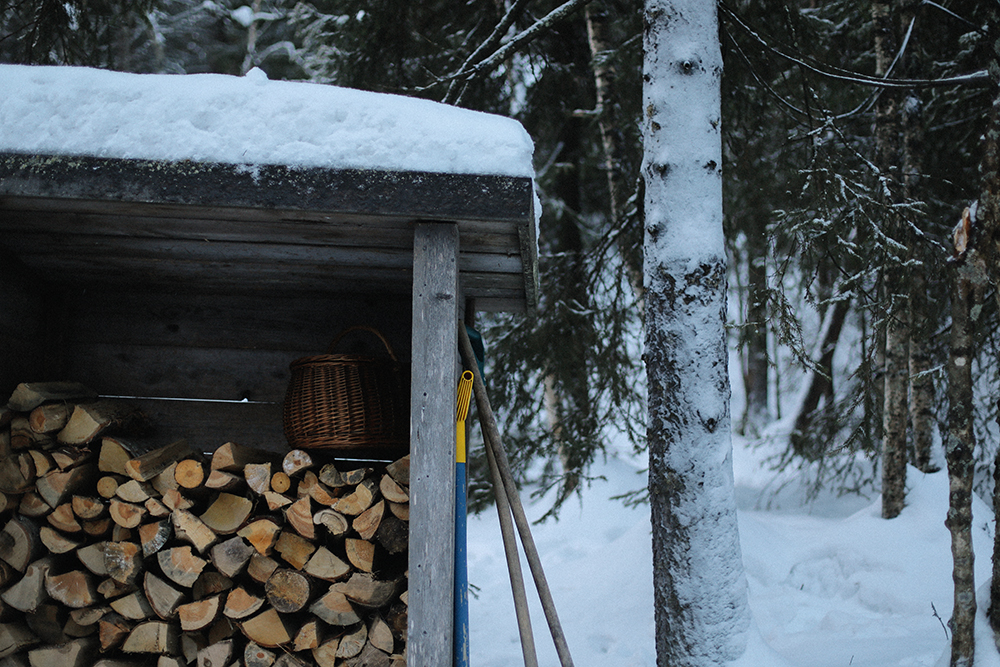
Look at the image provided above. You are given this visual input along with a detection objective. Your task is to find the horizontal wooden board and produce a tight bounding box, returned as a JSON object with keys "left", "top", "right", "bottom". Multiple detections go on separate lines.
{"left": 0, "top": 152, "right": 538, "bottom": 311}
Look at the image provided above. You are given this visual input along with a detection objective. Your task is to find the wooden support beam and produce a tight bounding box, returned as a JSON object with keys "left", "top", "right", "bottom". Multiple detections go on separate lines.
{"left": 408, "top": 221, "right": 458, "bottom": 667}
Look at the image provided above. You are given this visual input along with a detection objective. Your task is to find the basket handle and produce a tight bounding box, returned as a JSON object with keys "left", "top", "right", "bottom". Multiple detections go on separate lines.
{"left": 327, "top": 326, "right": 399, "bottom": 362}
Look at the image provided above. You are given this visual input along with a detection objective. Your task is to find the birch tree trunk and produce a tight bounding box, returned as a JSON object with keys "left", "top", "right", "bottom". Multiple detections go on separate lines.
{"left": 872, "top": 0, "right": 909, "bottom": 520}
{"left": 643, "top": 1, "right": 751, "bottom": 664}
{"left": 946, "top": 273, "right": 976, "bottom": 667}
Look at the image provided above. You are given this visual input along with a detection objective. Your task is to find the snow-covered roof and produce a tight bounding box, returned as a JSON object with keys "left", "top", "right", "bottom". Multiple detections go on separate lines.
{"left": 0, "top": 65, "right": 535, "bottom": 178}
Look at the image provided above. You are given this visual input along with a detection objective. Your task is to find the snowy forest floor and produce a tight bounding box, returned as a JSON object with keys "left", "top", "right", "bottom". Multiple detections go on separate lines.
{"left": 466, "top": 420, "right": 1000, "bottom": 667}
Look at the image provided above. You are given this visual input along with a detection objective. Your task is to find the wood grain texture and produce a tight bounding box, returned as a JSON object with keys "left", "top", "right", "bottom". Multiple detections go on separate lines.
{"left": 407, "top": 222, "right": 458, "bottom": 667}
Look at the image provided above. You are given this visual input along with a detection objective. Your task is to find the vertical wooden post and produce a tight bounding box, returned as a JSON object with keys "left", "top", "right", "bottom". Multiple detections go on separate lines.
{"left": 408, "top": 221, "right": 459, "bottom": 666}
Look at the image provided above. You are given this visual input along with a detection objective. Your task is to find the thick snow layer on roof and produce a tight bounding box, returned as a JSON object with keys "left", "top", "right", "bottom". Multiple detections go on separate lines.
{"left": 0, "top": 65, "right": 535, "bottom": 178}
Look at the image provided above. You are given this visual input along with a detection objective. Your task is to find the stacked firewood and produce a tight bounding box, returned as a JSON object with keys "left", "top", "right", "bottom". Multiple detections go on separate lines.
{"left": 0, "top": 382, "right": 408, "bottom": 667}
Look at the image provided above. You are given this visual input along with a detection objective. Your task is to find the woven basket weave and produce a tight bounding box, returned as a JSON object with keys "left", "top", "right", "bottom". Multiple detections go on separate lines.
{"left": 283, "top": 326, "right": 409, "bottom": 456}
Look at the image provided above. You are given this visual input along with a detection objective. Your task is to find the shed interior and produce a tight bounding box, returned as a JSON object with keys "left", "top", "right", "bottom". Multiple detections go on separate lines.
{"left": 0, "top": 153, "right": 537, "bottom": 455}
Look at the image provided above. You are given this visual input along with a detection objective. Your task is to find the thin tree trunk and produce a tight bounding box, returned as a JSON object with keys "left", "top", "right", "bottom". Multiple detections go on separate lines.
{"left": 585, "top": 0, "right": 644, "bottom": 306}
{"left": 740, "top": 210, "right": 769, "bottom": 437}
{"left": 899, "top": 0, "right": 936, "bottom": 474}
{"left": 976, "top": 4, "right": 1000, "bottom": 641}
{"left": 643, "top": 1, "right": 750, "bottom": 664}
{"left": 946, "top": 274, "right": 976, "bottom": 667}
{"left": 872, "top": 0, "right": 909, "bottom": 519}
{"left": 790, "top": 296, "right": 850, "bottom": 458}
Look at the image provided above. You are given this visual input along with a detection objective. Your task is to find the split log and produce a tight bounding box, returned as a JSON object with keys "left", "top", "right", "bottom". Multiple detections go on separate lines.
{"left": 81, "top": 518, "right": 112, "bottom": 537}
{"left": 97, "top": 612, "right": 132, "bottom": 651}
{"left": 25, "top": 452, "right": 52, "bottom": 479}
{"left": 388, "top": 502, "right": 408, "bottom": 521}
{"left": 246, "top": 554, "right": 279, "bottom": 585}
{"left": 238, "top": 519, "right": 281, "bottom": 556}
{"left": 0, "top": 517, "right": 41, "bottom": 572}
{"left": 210, "top": 536, "right": 256, "bottom": 579}
{"left": 311, "top": 638, "right": 341, "bottom": 667}
{"left": 244, "top": 463, "right": 272, "bottom": 496}
{"left": 121, "top": 620, "right": 178, "bottom": 654}
{"left": 369, "top": 615, "right": 395, "bottom": 655}
{"left": 239, "top": 608, "right": 294, "bottom": 648}
{"left": 115, "top": 480, "right": 153, "bottom": 504}
{"left": 282, "top": 450, "right": 313, "bottom": 478}
{"left": 109, "top": 499, "right": 145, "bottom": 529}
{"left": 47, "top": 501, "right": 82, "bottom": 534}
{"left": 177, "top": 595, "right": 221, "bottom": 632}
{"left": 25, "top": 605, "right": 71, "bottom": 646}
{"left": 274, "top": 531, "right": 315, "bottom": 570}
{"left": 44, "top": 570, "right": 98, "bottom": 608}
{"left": 160, "top": 488, "right": 194, "bottom": 512}
{"left": 50, "top": 447, "right": 91, "bottom": 471}
{"left": 0, "top": 558, "right": 54, "bottom": 612}
{"left": 301, "top": 472, "right": 338, "bottom": 507}
{"left": 332, "top": 479, "right": 376, "bottom": 516}
{"left": 7, "top": 382, "right": 97, "bottom": 412}
{"left": 204, "top": 469, "right": 242, "bottom": 491}
{"left": 385, "top": 457, "right": 409, "bottom": 487}
{"left": 27, "top": 636, "right": 95, "bottom": 667}
{"left": 71, "top": 495, "right": 106, "bottom": 520}
{"left": 143, "top": 573, "right": 184, "bottom": 621}
{"left": 39, "top": 525, "right": 81, "bottom": 554}
{"left": 223, "top": 587, "right": 264, "bottom": 620}
{"left": 344, "top": 643, "right": 392, "bottom": 667}
{"left": 196, "top": 638, "right": 232, "bottom": 667}
{"left": 345, "top": 538, "right": 374, "bottom": 573}
{"left": 293, "top": 619, "right": 323, "bottom": 652}
{"left": 333, "top": 573, "right": 401, "bottom": 609}
{"left": 58, "top": 400, "right": 148, "bottom": 446}
{"left": 244, "top": 641, "right": 276, "bottom": 667}
{"left": 264, "top": 569, "right": 311, "bottom": 614}
{"left": 263, "top": 491, "right": 292, "bottom": 511}
{"left": 0, "top": 623, "right": 37, "bottom": 659}
{"left": 284, "top": 496, "right": 314, "bottom": 540}
{"left": 35, "top": 464, "right": 96, "bottom": 508}
{"left": 379, "top": 475, "right": 408, "bottom": 504}
{"left": 96, "top": 578, "right": 133, "bottom": 600}
{"left": 211, "top": 442, "right": 272, "bottom": 473}
{"left": 199, "top": 493, "right": 252, "bottom": 535}
{"left": 139, "top": 520, "right": 172, "bottom": 557}
{"left": 353, "top": 500, "right": 385, "bottom": 541}
{"left": 207, "top": 616, "right": 237, "bottom": 645}
{"left": 76, "top": 542, "right": 109, "bottom": 577}
{"left": 145, "top": 496, "right": 170, "bottom": 518}
{"left": 317, "top": 464, "right": 347, "bottom": 489}
{"left": 124, "top": 440, "right": 195, "bottom": 483}
{"left": 342, "top": 467, "right": 372, "bottom": 486}
{"left": 158, "top": 547, "right": 208, "bottom": 588}
{"left": 336, "top": 622, "right": 367, "bottom": 659}
{"left": 171, "top": 509, "right": 217, "bottom": 553}
{"left": 27, "top": 404, "right": 71, "bottom": 435}
{"left": 309, "top": 590, "right": 360, "bottom": 626}
{"left": 69, "top": 606, "right": 108, "bottom": 628}
{"left": 303, "top": 547, "right": 350, "bottom": 583}
{"left": 192, "top": 571, "right": 232, "bottom": 600}
{"left": 0, "top": 453, "right": 35, "bottom": 495}
{"left": 104, "top": 541, "right": 143, "bottom": 585}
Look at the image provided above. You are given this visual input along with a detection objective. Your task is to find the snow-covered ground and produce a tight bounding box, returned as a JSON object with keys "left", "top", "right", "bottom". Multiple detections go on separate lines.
{"left": 467, "top": 425, "right": 999, "bottom": 667}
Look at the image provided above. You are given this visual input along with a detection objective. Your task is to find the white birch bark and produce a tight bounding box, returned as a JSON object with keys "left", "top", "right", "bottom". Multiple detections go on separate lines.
{"left": 642, "top": 0, "right": 751, "bottom": 664}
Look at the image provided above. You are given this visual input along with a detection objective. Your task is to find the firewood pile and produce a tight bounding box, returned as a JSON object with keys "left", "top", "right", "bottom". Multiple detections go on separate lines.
{"left": 0, "top": 382, "right": 409, "bottom": 667}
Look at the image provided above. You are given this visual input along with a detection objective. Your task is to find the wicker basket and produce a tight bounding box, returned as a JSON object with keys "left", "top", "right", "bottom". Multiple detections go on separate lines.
{"left": 283, "top": 326, "right": 409, "bottom": 456}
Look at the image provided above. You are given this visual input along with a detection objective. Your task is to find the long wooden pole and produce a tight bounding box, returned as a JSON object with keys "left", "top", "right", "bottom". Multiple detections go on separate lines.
{"left": 459, "top": 324, "right": 575, "bottom": 667}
